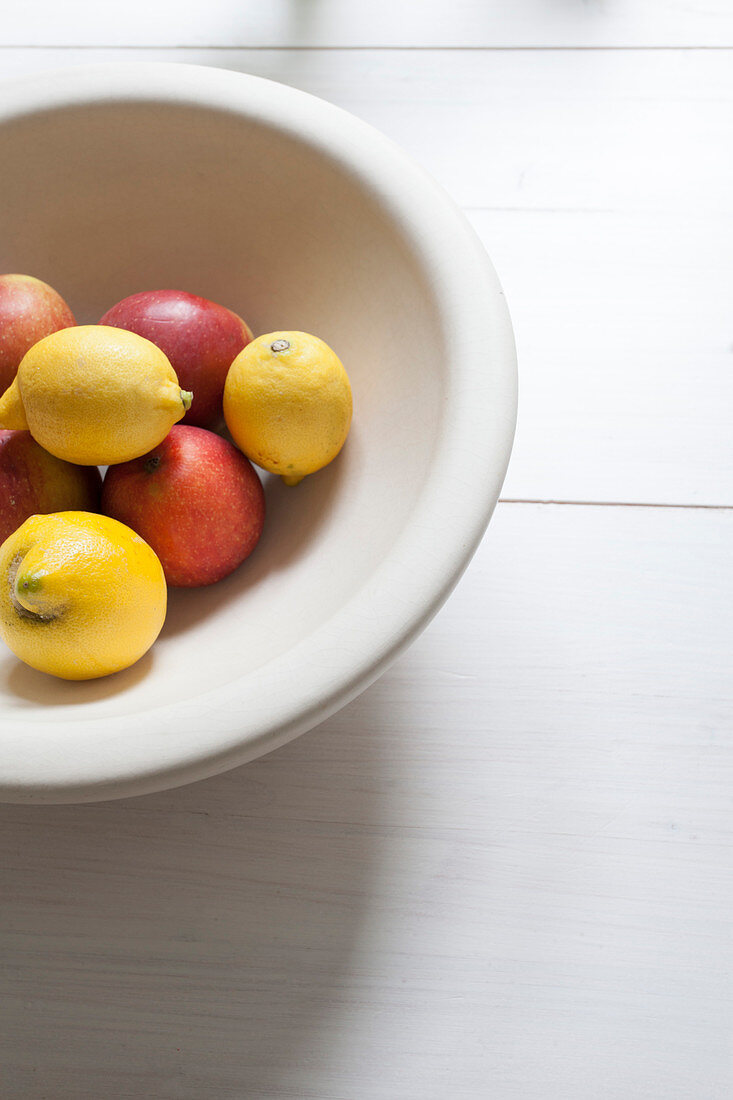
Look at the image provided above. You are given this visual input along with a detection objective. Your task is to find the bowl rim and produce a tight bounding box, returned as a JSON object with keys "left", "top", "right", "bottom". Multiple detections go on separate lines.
{"left": 0, "top": 62, "right": 517, "bottom": 803}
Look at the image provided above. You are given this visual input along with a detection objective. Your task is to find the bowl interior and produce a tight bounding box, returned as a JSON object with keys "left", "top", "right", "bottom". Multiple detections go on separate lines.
{"left": 0, "top": 96, "right": 446, "bottom": 724}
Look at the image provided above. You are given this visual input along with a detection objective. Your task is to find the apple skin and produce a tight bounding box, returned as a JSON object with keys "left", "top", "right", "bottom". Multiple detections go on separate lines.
{"left": 0, "top": 430, "right": 102, "bottom": 546}
{"left": 100, "top": 290, "right": 253, "bottom": 428}
{"left": 101, "top": 425, "right": 265, "bottom": 587}
{"left": 0, "top": 275, "right": 76, "bottom": 396}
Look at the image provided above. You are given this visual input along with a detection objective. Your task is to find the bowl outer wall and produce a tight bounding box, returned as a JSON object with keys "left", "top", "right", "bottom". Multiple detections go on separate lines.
{"left": 0, "top": 63, "right": 517, "bottom": 803}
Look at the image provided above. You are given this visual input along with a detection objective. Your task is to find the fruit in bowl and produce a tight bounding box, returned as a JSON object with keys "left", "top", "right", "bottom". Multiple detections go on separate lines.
{"left": 100, "top": 289, "right": 253, "bottom": 429}
{"left": 0, "top": 325, "right": 192, "bottom": 464}
{"left": 0, "top": 274, "right": 75, "bottom": 396}
{"left": 102, "top": 425, "right": 265, "bottom": 588}
{"left": 0, "top": 429, "right": 101, "bottom": 545}
{"left": 224, "top": 331, "right": 352, "bottom": 486}
{"left": 0, "top": 264, "right": 350, "bottom": 682}
{"left": 0, "top": 511, "right": 166, "bottom": 680}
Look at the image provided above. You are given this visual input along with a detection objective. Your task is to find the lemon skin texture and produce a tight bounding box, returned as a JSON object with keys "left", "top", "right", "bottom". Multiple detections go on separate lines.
{"left": 0, "top": 511, "right": 167, "bottom": 680}
{"left": 0, "top": 325, "right": 192, "bottom": 465}
{"left": 223, "top": 331, "right": 352, "bottom": 486}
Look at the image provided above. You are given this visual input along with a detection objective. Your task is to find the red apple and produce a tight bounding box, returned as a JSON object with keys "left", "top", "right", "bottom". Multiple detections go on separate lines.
{"left": 100, "top": 289, "right": 253, "bottom": 428}
{"left": 0, "top": 274, "right": 75, "bottom": 395}
{"left": 101, "top": 425, "right": 265, "bottom": 587}
{"left": 0, "top": 430, "right": 101, "bottom": 546}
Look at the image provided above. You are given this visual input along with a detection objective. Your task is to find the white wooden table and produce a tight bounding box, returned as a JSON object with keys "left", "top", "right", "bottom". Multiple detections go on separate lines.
{"left": 1, "top": 5, "right": 731, "bottom": 1098}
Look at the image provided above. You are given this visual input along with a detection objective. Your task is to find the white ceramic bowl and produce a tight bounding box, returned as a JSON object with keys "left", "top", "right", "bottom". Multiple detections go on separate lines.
{"left": 0, "top": 63, "right": 516, "bottom": 803}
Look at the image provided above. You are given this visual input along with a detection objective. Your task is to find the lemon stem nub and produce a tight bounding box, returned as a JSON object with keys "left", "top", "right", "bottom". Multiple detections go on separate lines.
{"left": 181, "top": 390, "right": 193, "bottom": 411}
{"left": 8, "top": 560, "right": 59, "bottom": 622}
{"left": 282, "top": 473, "right": 304, "bottom": 487}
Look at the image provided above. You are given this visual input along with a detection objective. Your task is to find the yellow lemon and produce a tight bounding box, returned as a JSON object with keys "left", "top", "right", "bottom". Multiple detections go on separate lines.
{"left": 0, "top": 511, "right": 166, "bottom": 680}
{"left": 0, "top": 325, "right": 192, "bottom": 465}
{"left": 223, "top": 331, "right": 352, "bottom": 486}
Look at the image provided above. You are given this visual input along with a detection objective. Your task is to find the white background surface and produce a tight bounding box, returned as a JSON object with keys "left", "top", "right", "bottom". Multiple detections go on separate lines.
{"left": 1, "top": 4, "right": 732, "bottom": 1098}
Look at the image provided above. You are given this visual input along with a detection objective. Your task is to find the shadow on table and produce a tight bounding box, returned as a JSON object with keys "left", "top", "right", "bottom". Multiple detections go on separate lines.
{"left": 0, "top": 672, "right": 409, "bottom": 1099}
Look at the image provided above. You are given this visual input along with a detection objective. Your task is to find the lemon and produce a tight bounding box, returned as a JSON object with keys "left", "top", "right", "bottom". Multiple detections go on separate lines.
{"left": 0, "top": 325, "right": 192, "bottom": 465}
{"left": 223, "top": 331, "right": 352, "bottom": 486}
{"left": 0, "top": 511, "right": 166, "bottom": 680}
